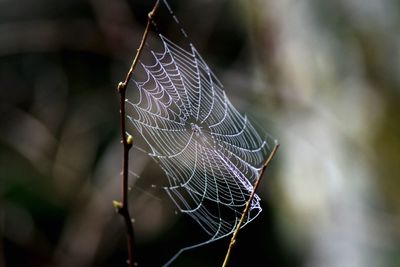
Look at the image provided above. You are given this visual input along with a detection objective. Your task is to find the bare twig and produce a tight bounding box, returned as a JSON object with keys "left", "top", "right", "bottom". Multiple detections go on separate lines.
{"left": 222, "top": 141, "right": 280, "bottom": 267}
{"left": 115, "top": 1, "right": 160, "bottom": 267}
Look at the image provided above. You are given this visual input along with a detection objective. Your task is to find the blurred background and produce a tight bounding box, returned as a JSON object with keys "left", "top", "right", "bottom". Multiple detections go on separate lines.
{"left": 1, "top": 0, "right": 400, "bottom": 266}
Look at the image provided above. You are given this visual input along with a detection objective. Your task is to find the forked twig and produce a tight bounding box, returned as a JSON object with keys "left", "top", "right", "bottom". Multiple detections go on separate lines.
{"left": 115, "top": 1, "right": 160, "bottom": 267}
{"left": 222, "top": 141, "right": 280, "bottom": 267}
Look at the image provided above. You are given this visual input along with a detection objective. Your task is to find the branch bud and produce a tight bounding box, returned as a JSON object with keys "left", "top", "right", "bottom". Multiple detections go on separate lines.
{"left": 126, "top": 134, "right": 133, "bottom": 145}
{"left": 112, "top": 200, "right": 123, "bottom": 211}
{"left": 117, "top": 82, "right": 126, "bottom": 93}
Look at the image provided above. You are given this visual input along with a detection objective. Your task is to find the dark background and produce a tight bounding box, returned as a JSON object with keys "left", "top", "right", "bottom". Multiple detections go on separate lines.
{"left": 1, "top": 0, "right": 400, "bottom": 266}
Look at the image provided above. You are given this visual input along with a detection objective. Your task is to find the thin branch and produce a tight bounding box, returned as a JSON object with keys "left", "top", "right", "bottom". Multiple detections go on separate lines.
{"left": 121, "top": 1, "right": 160, "bottom": 87}
{"left": 222, "top": 141, "right": 280, "bottom": 267}
{"left": 115, "top": 1, "right": 160, "bottom": 267}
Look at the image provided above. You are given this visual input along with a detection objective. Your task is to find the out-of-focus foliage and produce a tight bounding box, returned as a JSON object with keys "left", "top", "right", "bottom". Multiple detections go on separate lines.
{"left": 0, "top": 0, "right": 399, "bottom": 266}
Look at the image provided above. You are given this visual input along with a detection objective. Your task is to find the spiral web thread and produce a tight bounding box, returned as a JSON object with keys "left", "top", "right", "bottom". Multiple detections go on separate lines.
{"left": 125, "top": 1, "right": 275, "bottom": 265}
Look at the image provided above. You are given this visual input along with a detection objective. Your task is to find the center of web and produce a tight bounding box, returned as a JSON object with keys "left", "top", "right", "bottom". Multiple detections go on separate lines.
{"left": 191, "top": 123, "right": 202, "bottom": 136}
{"left": 189, "top": 122, "right": 212, "bottom": 146}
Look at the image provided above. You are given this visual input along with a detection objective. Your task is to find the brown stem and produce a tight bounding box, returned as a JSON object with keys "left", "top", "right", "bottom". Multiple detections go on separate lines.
{"left": 222, "top": 141, "right": 280, "bottom": 267}
{"left": 116, "top": 1, "right": 160, "bottom": 267}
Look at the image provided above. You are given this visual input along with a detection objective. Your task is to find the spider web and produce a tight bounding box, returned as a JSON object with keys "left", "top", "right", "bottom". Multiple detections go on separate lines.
{"left": 125, "top": 1, "right": 276, "bottom": 265}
